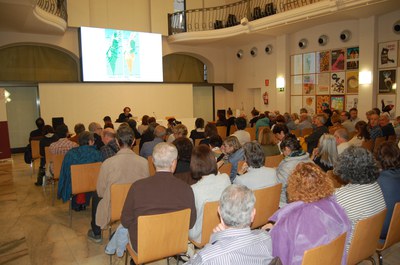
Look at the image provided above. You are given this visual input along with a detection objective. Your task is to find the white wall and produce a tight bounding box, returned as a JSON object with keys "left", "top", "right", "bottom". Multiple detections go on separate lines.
{"left": 39, "top": 83, "right": 193, "bottom": 130}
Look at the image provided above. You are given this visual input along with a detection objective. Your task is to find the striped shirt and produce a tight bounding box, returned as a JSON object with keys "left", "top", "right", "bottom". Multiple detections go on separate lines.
{"left": 185, "top": 228, "right": 273, "bottom": 265}
{"left": 334, "top": 182, "right": 386, "bottom": 250}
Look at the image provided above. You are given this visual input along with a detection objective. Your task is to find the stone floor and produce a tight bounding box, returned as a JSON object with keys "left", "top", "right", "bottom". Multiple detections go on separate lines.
{"left": 0, "top": 154, "right": 399, "bottom": 265}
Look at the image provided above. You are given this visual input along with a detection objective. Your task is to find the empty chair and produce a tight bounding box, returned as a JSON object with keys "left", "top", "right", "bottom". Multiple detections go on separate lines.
{"left": 265, "top": 154, "right": 283, "bottom": 168}
{"left": 346, "top": 209, "right": 387, "bottom": 265}
{"left": 190, "top": 201, "right": 219, "bottom": 248}
{"left": 301, "top": 232, "right": 347, "bottom": 265}
{"left": 109, "top": 183, "right": 132, "bottom": 237}
{"left": 125, "top": 209, "right": 191, "bottom": 265}
{"left": 251, "top": 183, "right": 282, "bottom": 229}
{"left": 376, "top": 203, "right": 400, "bottom": 265}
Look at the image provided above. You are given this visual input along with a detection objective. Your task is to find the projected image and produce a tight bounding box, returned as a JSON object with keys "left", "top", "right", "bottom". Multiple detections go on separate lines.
{"left": 80, "top": 27, "right": 163, "bottom": 82}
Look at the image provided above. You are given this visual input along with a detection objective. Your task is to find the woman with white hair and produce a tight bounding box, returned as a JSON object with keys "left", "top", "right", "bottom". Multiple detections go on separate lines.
{"left": 310, "top": 134, "right": 338, "bottom": 172}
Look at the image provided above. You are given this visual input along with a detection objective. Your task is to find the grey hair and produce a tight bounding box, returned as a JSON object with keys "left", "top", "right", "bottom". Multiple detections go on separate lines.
{"left": 219, "top": 184, "right": 255, "bottom": 228}
{"left": 88, "top": 122, "right": 101, "bottom": 133}
{"left": 315, "top": 114, "right": 326, "bottom": 125}
{"left": 334, "top": 128, "right": 349, "bottom": 141}
{"left": 152, "top": 142, "right": 178, "bottom": 170}
{"left": 78, "top": 131, "right": 94, "bottom": 146}
{"left": 317, "top": 134, "right": 338, "bottom": 168}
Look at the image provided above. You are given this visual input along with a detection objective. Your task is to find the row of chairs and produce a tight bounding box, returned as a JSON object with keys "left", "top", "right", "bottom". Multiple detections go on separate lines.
{"left": 215, "top": 126, "right": 257, "bottom": 141}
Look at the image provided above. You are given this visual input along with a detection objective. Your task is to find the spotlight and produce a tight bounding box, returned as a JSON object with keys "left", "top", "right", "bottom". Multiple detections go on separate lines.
{"left": 340, "top": 30, "right": 351, "bottom": 42}
{"left": 250, "top": 47, "right": 258, "bottom": 57}
{"left": 236, "top": 49, "right": 243, "bottom": 59}
{"left": 298, "top": 38, "right": 308, "bottom": 49}
{"left": 265, "top": 45, "right": 273, "bottom": 54}
{"left": 394, "top": 21, "right": 400, "bottom": 34}
{"left": 318, "top": 35, "right": 328, "bottom": 46}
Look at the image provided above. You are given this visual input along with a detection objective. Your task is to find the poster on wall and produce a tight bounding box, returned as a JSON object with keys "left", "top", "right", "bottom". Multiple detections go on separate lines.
{"left": 291, "top": 54, "right": 303, "bottom": 75}
{"left": 303, "top": 96, "right": 316, "bottom": 115}
{"left": 378, "top": 41, "right": 398, "bottom": 68}
{"left": 303, "top": 53, "right": 316, "bottom": 74}
{"left": 303, "top": 74, "right": 315, "bottom": 95}
{"left": 330, "top": 72, "right": 346, "bottom": 94}
{"left": 378, "top": 69, "right": 396, "bottom": 93}
{"left": 291, "top": 75, "right": 303, "bottom": 95}
{"left": 290, "top": 96, "right": 303, "bottom": 114}
{"left": 346, "top": 71, "right": 359, "bottom": 94}
{"left": 316, "top": 96, "right": 330, "bottom": 114}
{"left": 330, "top": 95, "right": 345, "bottom": 111}
{"left": 317, "top": 50, "right": 330, "bottom": 73}
{"left": 377, "top": 94, "right": 396, "bottom": 119}
{"left": 316, "top": 73, "right": 330, "bottom": 94}
{"left": 345, "top": 95, "right": 359, "bottom": 111}
{"left": 346, "top": 47, "right": 359, "bottom": 70}
{"left": 331, "top": 49, "right": 345, "bottom": 71}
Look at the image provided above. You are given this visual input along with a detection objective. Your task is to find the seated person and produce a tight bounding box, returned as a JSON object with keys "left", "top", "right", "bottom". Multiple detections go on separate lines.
{"left": 137, "top": 115, "right": 149, "bottom": 135}
{"left": 225, "top": 107, "right": 236, "bottom": 136}
{"left": 258, "top": 127, "right": 280, "bottom": 157}
{"left": 272, "top": 124, "right": 289, "bottom": 153}
{"left": 334, "top": 128, "right": 350, "bottom": 155}
{"left": 219, "top": 136, "right": 244, "bottom": 183}
{"left": 140, "top": 125, "right": 166, "bottom": 159}
{"left": 88, "top": 122, "right": 105, "bottom": 150}
{"left": 139, "top": 119, "right": 158, "bottom": 151}
{"left": 189, "top": 145, "right": 230, "bottom": 243}
{"left": 186, "top": 184, "right": 273, "bottom": 264}
{"left": 311, "top": 134, "right": 338, "bottom": 172}
{"left": 190, "top": 118, "right": 205, "bottom": 143}
{"left": 173, "top": 137, "right": 193, "bottom": 174}
{"left": 49, "top": 124, "right": 78, "bottom": 155}
{"left": 100, "top": 128, "right": 120, "bottom": 161}
{"left": 103, "top": 116, "right": 114, "bottom": 129}
{"left": 265, "top": 163, "right": 351, "bottom": 265}
{"left": 199, "top": 123, "right": 218, "bottom": 146}
{"left": 29, "top": 117, "right": 45, "bottom": 141}
{"left": 167, "top": 124, "right": 188, "bottom": 143}
{"left": 305, "top": 114, "right": 328, "bottom": 155}
{"left": 116, "top": 106, "right": 132, "bottom": 122}
{"left": 369, "top": 113, "right": 383, "bottom": 140}
{"left": 234, "top": 142, "right": 277, "bottom": 190}
{"left": 69, "top": 123, "right": 85, "bottom": 144}
{"left": 35, "top": 125, "right": 59, "bottom": 186}
{"left": 348, "top": 121, "right": 370, "bottom": 147}
{"left": 379, "top": 113, "right": 396, "bottom": 139}
{"left": 232, "top": 117, "right": 250, "bottom": 146}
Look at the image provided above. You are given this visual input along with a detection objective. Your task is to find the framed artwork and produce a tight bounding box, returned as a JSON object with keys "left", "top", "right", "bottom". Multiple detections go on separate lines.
{"left": 303, "top": 74, "right": 315, "bottom": 95}
{"left": 291, "top": 75, "right": 303, "bottom": 95}
{"left": 317, "top": 50, "right": 330, "bottom": 73}
{"left": 378, "top": 41, "right": 398, "bottom": 68}
{"left": 331, "top": 49, "right": 345, "bottom": 71}
{"left": 377, "top": 94, "right": 396, "bottom": 119}
{"left": 303, "top": 96, "right": 316, "bottom": 115}
{"left": 291, "top": 54, "right": 302, "bottom": 75}
{"left": 378, "top": 69, "right": 396, "bottom": 93}
{"left": 330, "top": 72, "right": 346, "bottom": 94}
{"left": 330, "top": 95, "right": 345, "bottom": 111}
{"left": 316, "top": 96, "right": 330, "bottom": 114}
{"left": 316, "top": 73, "right": 330, "bottom": 95}
{"left": 303, "top": 52, "right": 316, "bottom": 74}
{"left": 290, "top": 96, "right": 303, "bottom": 114}
{"left": 346, "top": 95, "right": 359, "bottom": 111}
{"left": 346, "top": 71, "right": 359, "bottom": 94}
{"left": 346, "top": 47, "right": 359, "bottom": 70}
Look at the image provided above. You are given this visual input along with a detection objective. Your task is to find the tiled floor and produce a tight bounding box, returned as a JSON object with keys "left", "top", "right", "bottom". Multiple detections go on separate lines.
{"left": 0, "top": 154, "right": 399, "bottom": 265}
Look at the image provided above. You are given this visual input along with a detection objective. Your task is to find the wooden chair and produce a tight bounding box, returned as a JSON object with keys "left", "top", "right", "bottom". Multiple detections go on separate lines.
{"left": 50, "top": 153, "right": 65, "bottom": 206}
{"left": 70, "top": 162, "right": 102, "bottom": 226}
{"left": 361, "top": 139, "right": 374, "bottom": 152}
{"left": 132, "top": 139, "right": 140, "bottom": 155}
{"left": 245, "top": 127, "right": 256, "bottom": 141}
{"left": 190, "top": 201, "right": 220, "bottom": 248}
{"left": 376, "top": 203, "right": 400, "bottom": 265}
{"left": 125, "top": 209, "right": 191, "bottom": 265}
{"left": 218, "top": 163, "right": 232, "bottom": 175}
{"left": 301, "top": 232, "right": 347, "bottom": 265}
{"left": 373, "top": 136, "right": 387, "bottom": 157}
{"left": 216, "top": 126, "right": 227, "bottom": 141}
{"left": 326, "top": 170, "right": 346, "bottom": 188}
{"left": 30, "top": 140, "right": 41, "bottom": 177}
{"left": 229, "top": 125, "right": 237, "bottom": 135}
{"left": 43, "top": 146, "right": 51, "bottom": 188}
{"left": 347, "top": 209, "right": 387, "bottom": 265}
{"left": 265, "top": 154, "right": 283, "bottom": 168}
{"left": 147, "top": 156, "right": 156, "bottom": 176}
{"left": 291, "top": 129, "right": 301, "bottom": 138}
{"left": 301, "top": 128, "right": 313, "bottom": 137}
{"left": 348, "top": 131, "right": 357, "bottom": 140}
{"left": 251, "top": 183, "right": 282, "bottom": 229}
{"left": 194, "top": 138, "right": 204, "bottom": 146}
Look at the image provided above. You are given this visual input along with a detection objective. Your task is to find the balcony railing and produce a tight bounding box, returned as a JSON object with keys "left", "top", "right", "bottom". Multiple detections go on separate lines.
{"left": 168, "top": 0, "right": 322, "bottom": 35}
{"left": 36, "top": 0, "right": 68, "bottom": 22}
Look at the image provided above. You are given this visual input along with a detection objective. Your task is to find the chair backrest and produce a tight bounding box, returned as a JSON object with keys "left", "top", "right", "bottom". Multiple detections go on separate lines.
{"left": 70, "top": 162, "right": 102, "bottom": 195}
{"left": 218, "top": 163, "right": 232, "bottom": 175}
{"left": 194, "top": 138, "right": 204, "bottom": 146}
{"left": 377, "top": 202, "right": 400, "bottom": 252}
{"left": 216, "top": 126, "right": 227, "bottom": 141}
{"left": 301, "top": 128, "right": 313, "bottom": 137}
{"left": 361, "top": 139, "right": 374, "bottom": 152}
{"left": 52, "top": 153, "right": 65, "bottom": 180}
{"left": 31, "top": 140, "right": 41, "bottom": 160}
{"left": 348, "top": 131, "right": 357, "bottom": 140}
{"left": 132, "top": 139, "right": 140, "bottom": 155}
{"left": 326, "top": 170, "right": 346, "bottom": 188}
{"left": 245, "top": 127, "right": 256, "bottom": 141}
{"left": 265, "top": 154, "right": 283, "bottom": 168}
{"left": 136, "top": 209, "right": 191, "bottom": 264}
{"left": 291, "top": 129, "right": 301, "bottom": 138}
{"left": 347, "top": 209, "right": 387, "bottom": 265}
{"left": 110, "top": 183, "right": 132, "bottom": 224}
{"left": 251, "top": 183, "right": 282, "bottom": 229}
{"left": 229, "top": 125, "right": 237, "bottom": 135}
{"left": 44, "top": 146, "right": 51, "bottom": 164}
{"left": 301, "top": 232, "right": 347, "bottom": 265}
{"left": 191, "top": 201, "right": 220, "bottom": 248}
{"left": 147, "top": 156, "right": 156, "bottom": 176}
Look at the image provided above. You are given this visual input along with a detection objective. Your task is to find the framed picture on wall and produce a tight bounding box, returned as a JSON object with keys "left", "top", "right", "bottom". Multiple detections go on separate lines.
{"left": 377, "top": 94, "right": 396, "bottom": 119}
{"left": 330, "top": 95, "right": 345, "bottom": 111}
{"left": 346, "top": 71, "right": 359, "bottom": 94}
{"left": 331, "top": 49, "right": 345, "bottom": 71}
{"left": 291, "top": 54, "right": 303, "bottom": 75}
{"left": 291, "top": 75, "right": 303, "bottom": 95}
{"left": 330, "top": 72, "right": 346, "bottom": 94}
{"left": 378, "top": 41, "right": 398, "bottom": 68}
{"left": 378, "top": 69, "right": 396, "bottom": 93}
{"left": 345, "top": 95, "right": 359, "bottom": 111}
{"left": 316, "top": 73, "right": 330, "bottom": 94}
{"left": 316, "top": 96, "right": 330, "bottom": 114}
{"left": 303, "top": 96, "right": 316, "bottom": 115}
{"left": 317, "top": 50, "right": 330, "bottom": 73}
{"left": 346, "top": 47, "right": 359, "bottom": 70}
{"left": 303, "top": 74, "right": 315, "bottom": 95}
{"left": 290, "top": 95, "right": 303, "bottom": 114}
{"left": 303, "top": 53, "right": 316, "bottom": 74}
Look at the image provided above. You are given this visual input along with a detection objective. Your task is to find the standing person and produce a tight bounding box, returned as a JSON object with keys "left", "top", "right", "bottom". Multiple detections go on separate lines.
{"left": 116, "top": 107, "right": 132, "bottom": 122}
{"left": 121, "top": 142, "right": 196, "bottom": 254}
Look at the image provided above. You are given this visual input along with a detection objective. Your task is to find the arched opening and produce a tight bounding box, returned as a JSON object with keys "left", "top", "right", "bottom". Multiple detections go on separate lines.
{"left": 163, "top": 53, "right": 207, "bottom": 83}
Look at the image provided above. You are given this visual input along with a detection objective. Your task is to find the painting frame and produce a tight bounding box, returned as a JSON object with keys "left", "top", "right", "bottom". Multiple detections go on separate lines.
{"left": 378, "top": 41, "right": 398, "bottom": 69}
